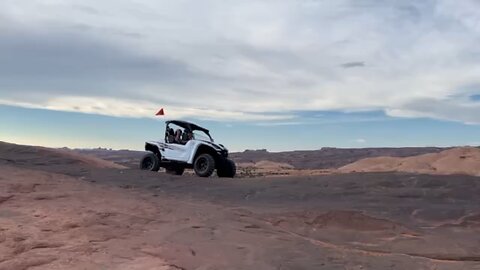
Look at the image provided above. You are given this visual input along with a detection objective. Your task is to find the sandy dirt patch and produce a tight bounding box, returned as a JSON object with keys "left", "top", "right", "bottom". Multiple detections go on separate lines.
{"left": 339, "top": 147, "right": 480, "bottom": 176}
{"left": 237, "top": 160, "right": 332, "bottom": 177}
{"left": 0, "top": 165, "right": 176, "bottom": 270}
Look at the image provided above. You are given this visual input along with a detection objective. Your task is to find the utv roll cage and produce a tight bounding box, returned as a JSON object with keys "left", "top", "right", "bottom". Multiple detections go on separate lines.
{"left": 165, "top": 120, "right": 214, "bottom": 142}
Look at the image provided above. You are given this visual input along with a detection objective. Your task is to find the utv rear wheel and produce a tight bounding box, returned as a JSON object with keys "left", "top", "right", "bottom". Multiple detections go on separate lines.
{"left": 217, "top": 159, "right": 236, "bottom": 178}
{"left": 194, "top": 153, "right": 215, "bottom": 177}
{"left": 140, "top": 153, "right": 160, "bottom": 172}
{"left": 166, "top": 166, "right": 185, "bottom": 176}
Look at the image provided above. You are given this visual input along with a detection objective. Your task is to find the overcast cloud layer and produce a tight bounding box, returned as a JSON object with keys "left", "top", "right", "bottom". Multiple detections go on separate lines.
{"left": 1, "top": 0, "right": 480, "bottom": 122}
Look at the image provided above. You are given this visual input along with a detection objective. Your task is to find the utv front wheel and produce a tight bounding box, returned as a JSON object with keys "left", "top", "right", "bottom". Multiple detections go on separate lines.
{"left": 194, "top": 153, "right": 215, "bottom": 177}
{"left": 140, "top": 153, "right": 160, "bottom": 172}
{"left": 217, "top": 159, "right": 236, "bottom": 178}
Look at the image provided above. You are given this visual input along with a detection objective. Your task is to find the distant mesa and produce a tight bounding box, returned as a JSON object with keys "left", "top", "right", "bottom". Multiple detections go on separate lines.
{"left": 243, "top": 149, "right": 269, "bottom": 153}
{"left": 320, "top": 147, "right": 338, "bottom": 150}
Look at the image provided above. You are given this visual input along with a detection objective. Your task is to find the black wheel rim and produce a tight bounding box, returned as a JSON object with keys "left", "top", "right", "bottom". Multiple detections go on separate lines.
{"left": 197, "top": 157, "right": 208, "bottom": 173}
{"left": 142, "top": 157, "right": 153, "bottom": 170}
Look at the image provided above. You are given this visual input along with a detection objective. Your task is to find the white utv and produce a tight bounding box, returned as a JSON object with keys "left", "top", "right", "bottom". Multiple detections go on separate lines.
{"left": 140, "top": 120, "right": 236, "bottom": 178}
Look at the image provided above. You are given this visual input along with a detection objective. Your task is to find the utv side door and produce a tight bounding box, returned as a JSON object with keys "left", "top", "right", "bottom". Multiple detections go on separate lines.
{"left": 162, "top": 140, "right": 195, "bottom": 162}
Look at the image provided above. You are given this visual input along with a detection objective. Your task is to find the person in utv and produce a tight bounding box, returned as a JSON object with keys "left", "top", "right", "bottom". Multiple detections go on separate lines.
{"left": 174, "top": 129, "right": 193, "bottom": 144}
{"left": 174, "top": 129, "right": 182, "bottom": 144}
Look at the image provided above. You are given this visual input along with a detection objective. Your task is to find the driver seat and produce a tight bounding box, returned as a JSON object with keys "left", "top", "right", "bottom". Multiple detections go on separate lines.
{"left": 166, "top": 128, "right": 175, "bottom": 143}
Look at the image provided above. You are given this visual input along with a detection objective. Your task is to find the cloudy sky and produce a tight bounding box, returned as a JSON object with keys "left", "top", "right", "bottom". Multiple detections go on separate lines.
{"left": 1, "top": 0, "right": 480, "bottom": 151}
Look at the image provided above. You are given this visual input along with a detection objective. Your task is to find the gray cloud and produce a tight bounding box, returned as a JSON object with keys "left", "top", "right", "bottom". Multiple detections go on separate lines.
{"left": 340, "top": 62, "right": 365, "bottom": 68}
{"left": 387, "top": 97, "right": 480, "bottom": 124}
{"left": 0, "top": 29, "right": 211, "bottom": 105}
{"left": 71, "top": 4, "right": 101, "bottom": 15}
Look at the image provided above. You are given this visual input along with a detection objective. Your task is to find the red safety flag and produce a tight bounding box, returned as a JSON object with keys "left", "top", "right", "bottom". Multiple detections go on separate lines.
{"left": 155, "top": 108, "right": 165, "bottom": 116}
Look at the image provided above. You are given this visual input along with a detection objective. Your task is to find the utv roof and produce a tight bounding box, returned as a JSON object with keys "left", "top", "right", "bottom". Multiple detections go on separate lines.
{"left": 166, "top": 120, "right": 210, "bottom": 134}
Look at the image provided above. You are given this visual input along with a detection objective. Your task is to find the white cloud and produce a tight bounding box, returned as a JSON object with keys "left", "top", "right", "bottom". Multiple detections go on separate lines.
{"left": 354, "top": 138, "right": 366, "bottom": 144}
{"left": 0, "top": 96, "right": 294, "bottom": 121}
{"left": 0, "top": 0, "right": 479, "bottom": 123}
